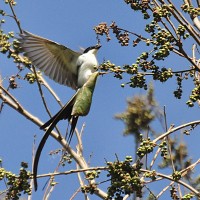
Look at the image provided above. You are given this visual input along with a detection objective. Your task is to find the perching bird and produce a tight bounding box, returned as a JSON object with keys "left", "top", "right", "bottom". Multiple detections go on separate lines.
{"left": 18, "top": 31, "right": 101, "bottom": 190}
{"left": 19, "top": 31, "right": 101, "bottom": 90}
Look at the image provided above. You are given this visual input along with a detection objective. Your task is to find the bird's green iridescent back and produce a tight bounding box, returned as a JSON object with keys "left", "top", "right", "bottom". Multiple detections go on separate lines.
{"left": 72, "top": 71, "right": 99, "bottom": 116}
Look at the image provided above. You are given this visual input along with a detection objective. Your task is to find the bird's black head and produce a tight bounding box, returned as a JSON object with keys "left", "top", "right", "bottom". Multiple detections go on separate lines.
{"left": 83, "top": 44, "right": 101, "bottom": 53}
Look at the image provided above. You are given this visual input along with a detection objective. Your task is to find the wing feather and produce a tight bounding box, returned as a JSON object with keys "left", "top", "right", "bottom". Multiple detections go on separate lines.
{"left": 19, "top": 30, "right": 81, "bottom": 89}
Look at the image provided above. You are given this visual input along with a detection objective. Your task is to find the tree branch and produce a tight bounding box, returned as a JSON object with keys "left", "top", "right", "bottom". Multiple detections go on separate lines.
{"left": 153, "top": 120, "right": 200, "bottom": 143}
{"left": 0, "top": 85, "right": 108, "bottom": 199}
{"left": 141, "top": 168, "right": 200, "bottom": 197}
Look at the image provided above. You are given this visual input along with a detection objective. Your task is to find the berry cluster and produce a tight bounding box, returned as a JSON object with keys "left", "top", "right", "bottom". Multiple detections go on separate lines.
{"left": 137, "top": 137, "right": 156, "bottom": 158}
{"left": 152, "top": 67, "right": 173, "bottom": 82}
{"left": 93, "top": 22, "right": 111, "bottom": 41}
{"left": 172, "top": 171, "right": 182, "bottom": 181}
{"left": 124, "top": 0, "right": 150, "bottom": 19}
{"left": 182, "top": 193, "right": 195, "bottom": 200}
{"left": 181, "top": 3, "right": 200, "bottom": 18}
{"left": 24, "top": 71, "right": 42, "bottom": 84}
{"left": 170, "top": 185, "right": 179, "bottom": 200}
{"left": 152, "top": 5, "right": 172, "bottom": 21}
{"left": 187, "top": 79, "right": 200, "bottom": 107}
{"left": 9, "top": 75, "right": 18, "bottom": 89}
{"left": 0, "top": 30, "right": 12, "bottom": 53}
{"left": 106, "top": 156, "right": 143, "bottom": 199}
{"left": 159, "top": 140, "right": 168, "bottom": 159}
{"left": 0, "top": 161, "right": 31, "bottom": 200}
{"left": 85, "top": 170, "right": 100, "bottom": 180}
{"left": 130, "top": 73, "right": 147, "bottom": 89}
{"left": 81, "top": 183, "right": 97, "bottom": 195}
{"left": 144, "top": 170, "right": 157, "bottom": 181}
{"left": 110, "top": 22, "right": 130, "bottom": 46}
{"left": 4, "top": 0, "right": 16, "bottom": 5}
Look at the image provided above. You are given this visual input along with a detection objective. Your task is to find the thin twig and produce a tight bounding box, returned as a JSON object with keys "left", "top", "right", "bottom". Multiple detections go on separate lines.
{"left": 163, "top": 107, "right": 176, "bottom": 172}
{"left": 0, "top": 85, "right": 23, "bottom": 111}
{"left": 36, "top": 166, "right": 108, "bottom": 179}
{"left": 76, "top": 123, "right": 85, "bottom": 154}
{"left": 184, "top": 0, "right": 200, "bottom": 31}
{"left": 39, "top": 76, "right": 63, "bottom": 107}
{"left": 29, "top": 135, "right": 36, "bottom": 200}
{"left": 153, "top": 120, "right": 200, "bottom": 143}
{"left": 197, "top": 0, "right": 200, "bottom": 7}
{"left": 32, "top": 66, "right": 51, "bottom": 117}
{"left": 8, "top": 1, "right": 22, "bottom": 33}
{"left": 69, "top": 187, "right": 84, "bottom": 200}
{"left": 180, "top": 159, "right": 200, "bottom": 176}
{"left": 32, "top": 65, "right": 62, "bottom": 137}
{"left": 156, "top": 182, "right": 174, "bottom": 199}
{"left": 150, "top": 147, "right": 161, "bottom": 170}
{"left": 166, "top": 1, "right": 200, "bottom": 45}
{"left": 76, "top": 165, "right": 89, "bottom": 200}
{"left": 141, "top": 168, "right": 200, "bottom": 197}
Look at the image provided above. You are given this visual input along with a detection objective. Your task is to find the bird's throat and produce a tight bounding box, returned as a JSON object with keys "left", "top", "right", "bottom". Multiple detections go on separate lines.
{"left": 77, "top": 68, "right": 93, "bottom": 88}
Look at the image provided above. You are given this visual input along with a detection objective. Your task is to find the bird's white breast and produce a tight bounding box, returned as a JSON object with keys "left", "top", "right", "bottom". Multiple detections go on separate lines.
{"left": 76, "top": 52, "right": 98, "bottom": 87}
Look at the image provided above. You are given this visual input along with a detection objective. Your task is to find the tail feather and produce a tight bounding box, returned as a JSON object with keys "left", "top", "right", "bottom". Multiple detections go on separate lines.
{"left": 33, "top": 119, "right": 59, "bottom": 191}
{"left": 33, "top": 93, "right": 77, "bottom": 191}
{"left": 40, "top": 109, "right": 63, "bottom": 129}
{"left": 67, "top": 116, "right": 79, "bottom": 144}
{"left": 40, "top": 95, "right": 75, "bottom": 130}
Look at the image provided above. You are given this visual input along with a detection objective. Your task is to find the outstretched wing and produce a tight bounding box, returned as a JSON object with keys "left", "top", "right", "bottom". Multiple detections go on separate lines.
{"left": 19, "top": 30, "right": 81, "bottom": 89}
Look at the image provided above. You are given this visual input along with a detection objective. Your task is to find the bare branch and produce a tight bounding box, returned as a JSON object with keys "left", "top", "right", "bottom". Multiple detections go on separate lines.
{"left": 141, "top": 169, "right": 200, "bottom": 197}
{"left": 36, "top": 166, "right": 108, "bottom": 179}
{"left": 0, "top": 84, "right": 107, "bottom": 199}
{"left": 153, "top": 120, "right": 200, "bottom": 143}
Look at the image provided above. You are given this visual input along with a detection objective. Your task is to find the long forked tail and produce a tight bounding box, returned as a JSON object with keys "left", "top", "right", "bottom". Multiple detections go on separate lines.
{"left": 40, "top": 93, "right": 76, "bottom": 130}
{"left": 33, "top": 93, "right": 77, "bottom": 191}
{"left": 67, "top": 116, "right": 79, "bottom": 144}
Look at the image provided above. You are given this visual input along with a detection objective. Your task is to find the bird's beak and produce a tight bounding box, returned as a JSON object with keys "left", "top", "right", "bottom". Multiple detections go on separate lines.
{"left": 95, "top": 44, "right": 101, "bottom": 50}
{"left": 91, "top": 44, "right": 101, "bottom": 55}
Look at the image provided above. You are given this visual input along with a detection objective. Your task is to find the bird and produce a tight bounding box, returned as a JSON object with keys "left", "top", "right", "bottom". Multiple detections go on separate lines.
{"left": 18, "top": 30, "right": 101, "bottom": 190}
{"left": 19, "top": 31, "right": 101, "bottom": 90}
